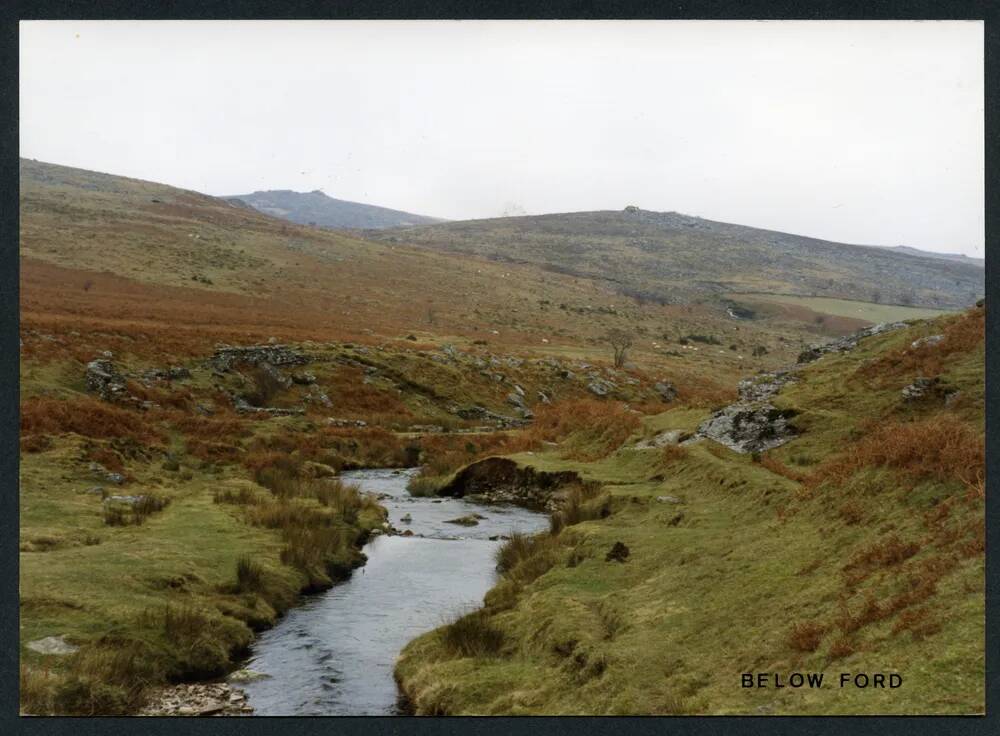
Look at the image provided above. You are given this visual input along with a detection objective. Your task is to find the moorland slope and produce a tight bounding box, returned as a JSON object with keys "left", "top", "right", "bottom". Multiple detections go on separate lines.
{"left": 369, "top": 209, "right": 983, "bottom": 310}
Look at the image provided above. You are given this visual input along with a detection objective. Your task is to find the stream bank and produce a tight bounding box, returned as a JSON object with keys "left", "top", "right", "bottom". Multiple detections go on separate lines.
{"left": 236, "top": 468, "right": 549, "bottom": 715}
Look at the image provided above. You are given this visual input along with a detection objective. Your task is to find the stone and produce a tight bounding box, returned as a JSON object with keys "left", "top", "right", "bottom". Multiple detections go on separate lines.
{"left": 27, "top": 635, "right": 78, "bottom": 655}
{"left": 506, "top": 392, "right": 526, "bottom": 409}
{"left": 605, "top": 541, "right": 630, "bottom": 563}
{"left": 327, "top": 417, "right": 368, "bottom": 428}
{"left": 911, "top": 334, "right": 944, "bottom": 349}
{"left": 654, "top": 381, "right": 678, "bottom": 402}
{"left": 291, "top": 371, "right": 317, "bottom": 385}
{"left": 697, "top": 403, "right": 798, "bottom": 454}
{"left": 656, "top": 495, "right": 682, "bottom": 504}
{"left": 85, "top": 359, "right": 128, "bottom": 401}
{"left": 587, "top": 380, "right": 610, "bottom": 397}
{"left": 445, "top": 515, "right": 480, "bottom": 526}
{"left": 901, "top": 376, "right": 951, "bottom": 402}
{"left": 103, "top": 494, "right": 145, "bottom": 506}
{"left": 797, "top": 348, "right": 824, "bottom": 364}
{"left": 210, "top": 344, "right": 308, "bottom": 372}
{"left": 305, "top": 386, "right": 333, "bottom": 408}
{"left": 635, "top": 430, "right": 688, "bottom": 449}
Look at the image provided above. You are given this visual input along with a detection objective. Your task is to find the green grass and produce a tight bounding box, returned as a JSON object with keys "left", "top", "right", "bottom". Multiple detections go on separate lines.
{"left": 18, "top": 435, "right": 386, "bottom": 714}
{"left": 395, "top": 313, "right": 985, "bottom": 715}
{"left": 732, "top": 293, "right": 953, "bottom": 324}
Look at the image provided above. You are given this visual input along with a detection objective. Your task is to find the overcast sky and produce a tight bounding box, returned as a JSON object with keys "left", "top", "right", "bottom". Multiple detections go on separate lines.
{"left": 20, "top": 20, "right": 984, "bottom": 256}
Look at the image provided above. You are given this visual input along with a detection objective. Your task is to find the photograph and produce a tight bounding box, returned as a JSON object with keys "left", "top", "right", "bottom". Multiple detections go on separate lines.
{"left": 16, "top": 18, "right": 986, "bottom": 717}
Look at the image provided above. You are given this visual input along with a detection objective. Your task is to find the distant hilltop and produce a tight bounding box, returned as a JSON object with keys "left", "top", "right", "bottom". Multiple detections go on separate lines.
{"left": 224, "top": 189, "right": 446, "bottom": 230}
{"left": 877, "top": 245, "right": 983, "bottom": 268}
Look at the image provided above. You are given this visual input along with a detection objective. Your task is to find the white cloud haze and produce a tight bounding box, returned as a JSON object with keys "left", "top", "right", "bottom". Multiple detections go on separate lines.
{"left": 20, "top": 20, "right": 984, "bottom": 256}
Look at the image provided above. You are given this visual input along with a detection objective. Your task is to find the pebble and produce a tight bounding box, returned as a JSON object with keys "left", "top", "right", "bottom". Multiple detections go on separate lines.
{"left": 139, "top": 682, "right": 253, "bottom": 717}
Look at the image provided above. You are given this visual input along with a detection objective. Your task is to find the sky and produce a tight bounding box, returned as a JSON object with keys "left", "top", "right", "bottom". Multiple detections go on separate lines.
{"left": 20, "top": 20, "right": 984, "bottom": 257}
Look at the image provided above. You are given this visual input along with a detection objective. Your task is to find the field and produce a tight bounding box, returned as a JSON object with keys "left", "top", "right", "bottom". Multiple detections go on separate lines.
{"left": 730, "top": 293, "right": 953, "bottom": 325}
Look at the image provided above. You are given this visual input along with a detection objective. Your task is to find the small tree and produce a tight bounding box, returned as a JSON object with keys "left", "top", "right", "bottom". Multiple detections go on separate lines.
{"left": 605, "top": 329, "right": 633, "bottom": 368}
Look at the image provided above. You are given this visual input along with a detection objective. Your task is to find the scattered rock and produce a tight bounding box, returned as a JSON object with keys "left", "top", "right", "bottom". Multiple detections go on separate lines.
{"left": 445, "top": 515, "right": 480, "bottom": 526}
{"left": 411, "top": 424, "right": 445, "bottom": 433}
{"left": 211, "top": 344, "right": 308, "bottom": 372}
{"left": 798, "top": 322, "right": 908, "bottom": 365}
{"left": 27, "top": 635, "right": 78, "bottom": 655}
{"left": 304, "top": 386, "right": 333, "bottom": 408}
{"left": 453, "top": 405, "right": 526, "bottom": 429}
{"left": 227, "top": 668, "right": 270, "bottom": 684}
{"left": 102, "top": 494, "right": 146, "bottom": 506}
{"left": 635, "top": 430, "right": 689, "bottom": 449}
{"left": 506, "top": 392, "right": 526, "bottom": 409}
{"left": 587, "top": 379, "right": 611, "bottom": 396}
{"left": 901, "top": 376, "right": 954, "bottom": 403}
{"left": 327, "top": 418, "right": 368, "bottom": 428}
{"left": 656, "top": 495, "right": 682, "bottom": 504}
{"left": 654, "top": 381, "right": 678, "bottom": 402}
{"left": 605, "top": 542, "right": 630, "bottom": 563}
{"left": 85, "top": 359, "right": 128, "bottom": 401}
{"left": 911, "top": 334, "right": 944, "bottom": 349}
{"left": 291, "top": 371, "right": 317, "bottom": 385}
{"left": 139, "top": 682, "right": 253, "bottom": 716}
{"left": 700, "top": 323, "right": 908, "bottom": 454}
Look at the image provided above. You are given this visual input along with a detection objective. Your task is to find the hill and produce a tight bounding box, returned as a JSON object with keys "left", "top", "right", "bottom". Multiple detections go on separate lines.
{"left": 22, "top": 157, "right": 878, "bottom": 383}
{"left": 224, "top": 189, "right": 444, "bottom": 230}
{"left": 396, "top": 306, "right": 985, "bottom": 715}
{"left": 369, "top": 208, "right": 984, "bottom": 310}
{"left": 877, "top": 245, "right": 984, "bottom": 268}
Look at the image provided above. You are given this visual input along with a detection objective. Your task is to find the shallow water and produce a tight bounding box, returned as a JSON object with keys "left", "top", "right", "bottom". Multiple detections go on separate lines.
{"left": 240, "top": 468, "right": 549, "bottom": 715}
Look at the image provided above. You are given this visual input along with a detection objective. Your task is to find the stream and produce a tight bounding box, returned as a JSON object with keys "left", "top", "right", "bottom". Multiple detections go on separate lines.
{"left": 239, "top": 467, "right": 549, "bottom": 715}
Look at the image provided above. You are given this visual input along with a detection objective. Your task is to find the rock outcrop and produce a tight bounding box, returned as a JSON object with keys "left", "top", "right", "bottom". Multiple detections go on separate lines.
{"left": 700, "top": 322, "right": 908, "bottom": 454}
{"left": 438, "top": 457, "right": 593, "bottom": 511}
{"left": 210, "top": 344, "right": 309, "bottom": 372}
{"left": 85, "top": 359, "right": 129, "bottom": 401}
{"left": 797, "top": 321, "right": 907, "bottom": 365}
{"left": 697, "top": 404, "right": 799, "bottom": 454}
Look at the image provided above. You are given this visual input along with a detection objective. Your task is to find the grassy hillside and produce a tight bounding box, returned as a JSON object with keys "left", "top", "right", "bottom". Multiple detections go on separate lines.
{"left": 225, "top": 189, "right": 444, "bottom": 230}
{"left": 22, "top": 158, "right": 836, "bottom": 375}
{"left": 729, "top": 293, "right": 952, "bottom": 324}
{"left": 370, "top": 208, "right": 983, "bottom": 310}
{"left": 395, "top": 307, "right": 984, "bottom": 715}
